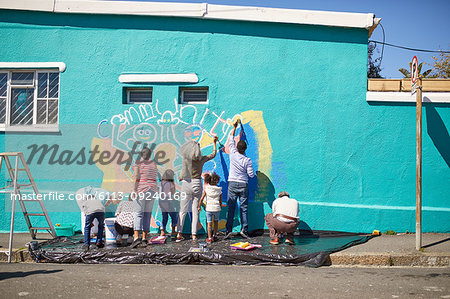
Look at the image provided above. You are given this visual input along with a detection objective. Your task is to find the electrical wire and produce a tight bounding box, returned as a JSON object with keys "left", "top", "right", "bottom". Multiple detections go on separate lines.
{"left": 379, "top": 23, "right": 385, "bottom": 67}
{"left": 369, "top": 40, "right": 450, "bottom": 53}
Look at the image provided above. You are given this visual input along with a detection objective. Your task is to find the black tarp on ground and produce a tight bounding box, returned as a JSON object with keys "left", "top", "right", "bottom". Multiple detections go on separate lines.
{"left": 28, "top": 230, "right": 373, "bottom": 267}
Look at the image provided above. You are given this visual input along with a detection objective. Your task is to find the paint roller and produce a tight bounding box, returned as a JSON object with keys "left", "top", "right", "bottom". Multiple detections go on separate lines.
{"left": 215, "top": 118, "right": 247, "bottom": 151}
{"left": 210, "top": 133, "right": 225, "bottom": 151}
{"left": 237, "top": 118, "right": 247, "bottom": 142}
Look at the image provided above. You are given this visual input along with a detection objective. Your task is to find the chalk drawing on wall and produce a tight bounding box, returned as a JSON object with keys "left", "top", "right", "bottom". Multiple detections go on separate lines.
{"left": 93, "top": 98, "right": 273, "bottom": 231}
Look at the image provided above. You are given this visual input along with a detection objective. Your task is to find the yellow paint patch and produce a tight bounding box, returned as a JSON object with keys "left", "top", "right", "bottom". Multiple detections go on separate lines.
{"left": 91, "top": 137, "right": 134, "bottom": 193}
{"left": 241, "top": 110, "right": 273, "bottom": 174}
{"left": 199, "top": 131, "right": 214, "bottom": 148}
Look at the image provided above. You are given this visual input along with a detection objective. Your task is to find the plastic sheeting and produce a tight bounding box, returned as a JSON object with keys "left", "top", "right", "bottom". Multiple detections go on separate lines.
{"left": 28, "top": 230, "right": 373, "bottom": 267}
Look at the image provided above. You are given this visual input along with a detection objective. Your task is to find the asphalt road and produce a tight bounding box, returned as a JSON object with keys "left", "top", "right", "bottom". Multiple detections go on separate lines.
{"left": 0, "top": 263, "right": 448, "bottom": 298}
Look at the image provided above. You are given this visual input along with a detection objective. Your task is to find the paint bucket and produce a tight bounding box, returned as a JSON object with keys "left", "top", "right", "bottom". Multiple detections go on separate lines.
{"left": 105, "top": 217, "right": 117, "bottom": 244}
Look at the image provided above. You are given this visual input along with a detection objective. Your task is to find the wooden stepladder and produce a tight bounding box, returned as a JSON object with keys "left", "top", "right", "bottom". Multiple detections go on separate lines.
{"left": 0, "top": 152, "right": 56, "bottom": 263}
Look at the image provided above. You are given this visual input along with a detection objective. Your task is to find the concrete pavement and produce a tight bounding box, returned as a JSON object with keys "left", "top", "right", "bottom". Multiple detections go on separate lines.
{"left": 0, "top": 232, "right": 449, "bottom": 266}
{"left": 0, "top": 263, "right": 449, "bottom": 298}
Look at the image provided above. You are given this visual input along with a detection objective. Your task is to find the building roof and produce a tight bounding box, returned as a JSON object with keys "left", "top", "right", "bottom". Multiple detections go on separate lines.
{"left": 0, "top": 0, "right": 380, "bottom": 33}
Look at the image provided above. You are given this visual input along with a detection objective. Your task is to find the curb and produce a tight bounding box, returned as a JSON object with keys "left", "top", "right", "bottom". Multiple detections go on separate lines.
{"left": 0, "top": 249, "right": 34, "bottom": 263}
{"left": 330, "top": 252, "right": 450, "bottom": 267}
{"left": 1, "top": 249, "right": 449, "bottom": 267}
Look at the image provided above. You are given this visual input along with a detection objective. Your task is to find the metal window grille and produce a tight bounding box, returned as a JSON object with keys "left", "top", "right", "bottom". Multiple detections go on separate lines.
{"left": 0, "top": 70, "right": 60, "bottom": 127}
{"left": 36, "top": 72, "right": 59, "bottom": 124}
{"left": 0, "top": 73, "right": 7, "bottom": 124}
{"left": 127, "top": 89, "right": 152, "bottom": 103}
{"left": 180, "top": 88, "right": 208, "bottom": 103}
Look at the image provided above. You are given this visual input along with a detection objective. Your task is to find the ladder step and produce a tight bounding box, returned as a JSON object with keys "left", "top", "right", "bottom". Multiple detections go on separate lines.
{"left": 30, "top": 227, "right": 52, "bottom": 230}
{"left": 26, "top": 213, "right": 45, "bottom": 216}
{"left": 0, "top": 184, "right": 33, "bottom": 192}
{"left": 0, "top": 185, "right": 14, "bottom": 190}
{"left": 18, "top": 184, "right": 33, "bottom": 189}
{"left": 0, "top": 152, "right": 21, "bottom": 156}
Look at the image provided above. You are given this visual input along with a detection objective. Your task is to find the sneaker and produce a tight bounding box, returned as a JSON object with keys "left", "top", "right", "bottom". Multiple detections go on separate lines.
{"left": 206, "top": 238, "right": 213, "bottom": 244}
{"left": 130, "top": 238, "right": 142, "bottom": 248}
{"left": 240, "top": 231, "right": 250, "bottom": 239}
{"left": 192, "top": 235, "right": 197, "bottom": 241}
{"left": 285, "top": 238, "right": 296, "bottom": 245}
{"left": 95, "top": 242, "right": 104, "bottom": 249}
{"left": 82, "top": 244, "right": 90, "bottom": 252}
{"left": 223, "top": 232, "right": 233, "bottom": 240}
{"left": 175, "top": 236, "right": 185, "bottom": 243}
{"left": 270, "top": 239, "right": 279, "bottom": 245}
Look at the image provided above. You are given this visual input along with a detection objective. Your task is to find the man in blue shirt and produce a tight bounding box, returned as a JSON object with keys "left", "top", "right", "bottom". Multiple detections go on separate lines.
{"left": 225, "top": 120, "right": 255, "bottom": 239}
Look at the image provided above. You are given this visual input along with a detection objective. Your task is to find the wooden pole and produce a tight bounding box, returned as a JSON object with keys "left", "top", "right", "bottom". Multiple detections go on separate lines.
{"left": 416, "top": 78, "right": 422, "bottom": 251}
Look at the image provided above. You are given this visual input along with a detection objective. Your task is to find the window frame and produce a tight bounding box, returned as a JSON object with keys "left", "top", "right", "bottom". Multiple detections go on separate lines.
{"left": 0, "top": 69, "right": 60, "bottom": 132}
{"left": 179, "top": 87, "right": 209, "bottom": 105}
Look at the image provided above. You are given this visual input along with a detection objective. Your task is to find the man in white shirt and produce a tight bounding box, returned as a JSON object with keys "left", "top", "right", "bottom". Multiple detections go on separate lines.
{"left": 265, "top": 191, "right": 299, "bottom": 245}
{"left": 76, "top": 186, "right": 115, "bottom": 251}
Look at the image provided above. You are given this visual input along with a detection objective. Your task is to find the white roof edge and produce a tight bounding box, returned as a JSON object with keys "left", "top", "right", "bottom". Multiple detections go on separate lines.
{"left": 367, "top": 91, "right": 450, "bottom": 103}
{"left": 206, "top": 4, "right": 375, "bottom": 29}
{"left": 0, "top": 62, "right": 66, "bottom": 72}
{"left": 119, "top": 73, "right": 199, "bottom": 83}
{"left": 0, "top": 0, "right": 54, "bottom": 12}
{"left": 0, "top": 0, "right": 377, "bottom": 30}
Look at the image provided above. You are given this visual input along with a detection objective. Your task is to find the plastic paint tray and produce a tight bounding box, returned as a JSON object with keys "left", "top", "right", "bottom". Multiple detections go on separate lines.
{"left": 55, "top": 224, "right": 76, "bottom": 237}
{"left": 230, "top": 242, "right": 262, "bottom": 251}
{"left": 149, "top": 236, "right": 167, "bottom": 244}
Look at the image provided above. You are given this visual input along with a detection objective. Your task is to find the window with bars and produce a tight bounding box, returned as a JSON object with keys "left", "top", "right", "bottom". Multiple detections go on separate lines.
{"left": 179, "top": 87, "right": 209, "bottom": 104}
{"left": 125, "top": 88, "right": 152, "bottom": 104}
{"left": 0, "top": 70, "right": 59, "bottom": 128}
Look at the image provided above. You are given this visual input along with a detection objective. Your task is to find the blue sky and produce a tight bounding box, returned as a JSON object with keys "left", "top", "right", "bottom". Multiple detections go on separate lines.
{"left": 118, "top": 0, "right": 450, "bottom": 78}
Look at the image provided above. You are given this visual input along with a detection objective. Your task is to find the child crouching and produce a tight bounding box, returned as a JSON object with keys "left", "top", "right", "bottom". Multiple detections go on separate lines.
{"left": 198, "top": 172, "right": 222, "bottom": 244}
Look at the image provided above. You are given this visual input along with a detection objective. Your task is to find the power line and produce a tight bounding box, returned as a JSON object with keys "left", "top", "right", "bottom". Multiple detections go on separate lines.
{"left": 379, "top": 23, "right": 385, "bottom": 66}
{"left": 369, "top": 40, "right": 450, "bottom": 53}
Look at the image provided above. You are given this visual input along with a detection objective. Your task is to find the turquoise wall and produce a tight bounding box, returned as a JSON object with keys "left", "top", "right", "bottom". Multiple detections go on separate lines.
{"left": 0, "top": 9, "right": 449, "bottom": 234}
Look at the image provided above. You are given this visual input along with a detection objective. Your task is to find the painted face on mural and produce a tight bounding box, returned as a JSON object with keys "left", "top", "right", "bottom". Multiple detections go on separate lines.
{"left": 133, "top": 123, "right": 157, "bottom": 143}
{"left": 184, "top": 124, "right": 203, "bottom": 143}
{"left": 158, "top": 111, "right": 179, "bottom": 125}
